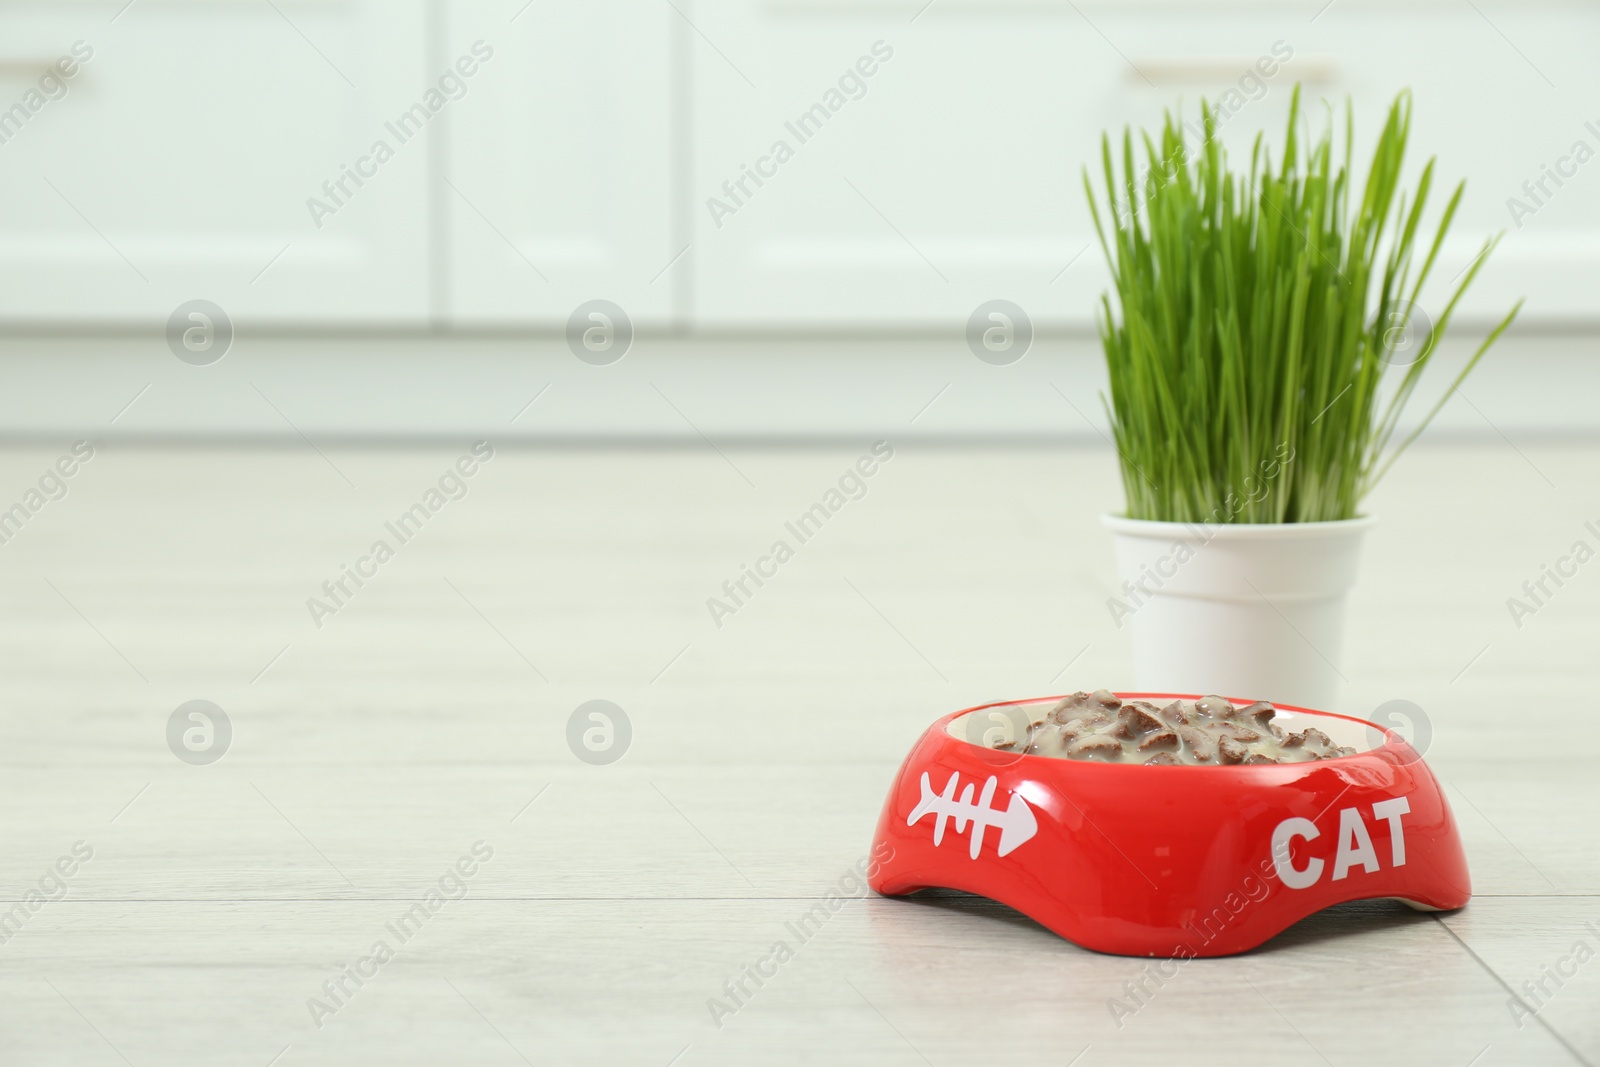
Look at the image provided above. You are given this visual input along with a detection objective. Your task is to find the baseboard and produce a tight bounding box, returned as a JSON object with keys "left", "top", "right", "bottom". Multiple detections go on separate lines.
{"left": 0, "top": 327, "right": 1592, "bottom": 443}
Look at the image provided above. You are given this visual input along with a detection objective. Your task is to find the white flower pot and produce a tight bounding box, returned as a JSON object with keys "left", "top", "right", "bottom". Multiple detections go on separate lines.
{"left": 1100, "top": 514, "right": 1375, "bottom": 710}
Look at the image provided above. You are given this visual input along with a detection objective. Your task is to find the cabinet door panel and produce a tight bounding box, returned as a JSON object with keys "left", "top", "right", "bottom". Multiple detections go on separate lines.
{"left": 691, "top": 1, "right": 1600, "bottom": 327}
{"left": 0, "top": 0, "right": 428, "bottom": 323}
{"left": 691, "top": 3, "right": 1106, "bottom": 327}
{"left": 443, "top": 0, "right": 677, "bottom": 325}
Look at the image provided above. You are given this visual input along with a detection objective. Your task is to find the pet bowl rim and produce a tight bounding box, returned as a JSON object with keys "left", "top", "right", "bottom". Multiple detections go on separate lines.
{"left": 942, "top": 690, "right": 1409, "bottom": 770}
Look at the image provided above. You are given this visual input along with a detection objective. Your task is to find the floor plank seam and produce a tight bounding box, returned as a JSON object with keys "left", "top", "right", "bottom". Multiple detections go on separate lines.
{"left": 1431, "top": 914, "right": 1596, "bottom": 1067}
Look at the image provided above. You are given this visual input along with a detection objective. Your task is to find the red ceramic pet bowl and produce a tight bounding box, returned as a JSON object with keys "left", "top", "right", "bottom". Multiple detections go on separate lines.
{"left": 868, "top": 693, "right": 1470, "bottom": 957}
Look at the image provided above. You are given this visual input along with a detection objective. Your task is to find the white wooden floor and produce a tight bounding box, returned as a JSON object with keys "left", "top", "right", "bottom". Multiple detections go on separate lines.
{"left": 1, "top": 439, "right": 1596, "bottom": 1066}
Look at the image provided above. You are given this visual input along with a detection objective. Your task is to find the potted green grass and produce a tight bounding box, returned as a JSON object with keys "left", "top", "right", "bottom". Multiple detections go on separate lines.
{"left": 1089, "top": 87, "right": 1519, "bottom": 708}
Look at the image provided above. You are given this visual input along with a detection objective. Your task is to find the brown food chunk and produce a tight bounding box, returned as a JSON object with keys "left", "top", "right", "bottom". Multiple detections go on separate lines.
{"left": 1215, "top": 723, "right": 1262, "bottom": 743}
{"left": 1066, "top": 733, "right": 1124, "bottom": 760}
{"left": 1161, "top": 701, "right": 1191, "bottom": 726}
{"left": 1114, "top": 703, "right": 1166, "bottom": 739}
{"left": 1217, "top": 736, "right": 1249, "bottom": 764}
{"left": 1236, "top": 701, "right": 1277, "bottom": 727}
{"left": 1284, "top": 727, "right": 1333, "bottom": 750}
{"left": 1090, "top": 688, "right": 1123, "bottom": 711}
{"left": 1243, "top": 753, "right": 1281, "bottom": 765}
{"left": 1059, "top": 712, "right": 1110, "bottom": 741}
{"left": 1195, "top": 695, "right": 1234, "bottom": 718}
{"left": 1143, "top": 751, "right": 1182, "bottom": 766}
{"left": 1176, "top": 724, "right": 1217, "bottom": 762}
{"left": 1049, "top": 692, "right": 1093, "bottom": 723}
{"left": 1137, "top": 729, "right": 1179, "bottom": 752}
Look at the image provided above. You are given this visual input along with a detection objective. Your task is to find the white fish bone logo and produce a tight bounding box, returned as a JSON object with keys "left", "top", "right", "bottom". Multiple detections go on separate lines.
{"left": 907, "top": 771, "right": 1037, "bottom": 858}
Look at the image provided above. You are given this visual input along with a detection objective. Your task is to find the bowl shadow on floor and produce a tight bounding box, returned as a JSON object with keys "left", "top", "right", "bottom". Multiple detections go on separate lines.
{"left": 893, "top": 888, "right": 1439, "bottom": 955}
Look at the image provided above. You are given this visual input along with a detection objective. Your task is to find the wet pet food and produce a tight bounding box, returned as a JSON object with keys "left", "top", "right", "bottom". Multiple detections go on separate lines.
{"left": 994, "top": 691, "right": 1357, "bottom": 765}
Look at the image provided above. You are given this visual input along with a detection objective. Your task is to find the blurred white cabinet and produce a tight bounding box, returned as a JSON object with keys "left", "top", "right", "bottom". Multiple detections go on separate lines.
{"left": 2, "top": 0, "right": 1598, "bottom": 329}
{"left": 688, "top": 0, "right": 1600, "bottom": 328}
{"left": 0, "top": 0, "right": 430, "bottom": 323}
{"left": 443, "top": 0, "right": 677, "bottom": 326}
{"left": 1281, "top": 1, "right": 1600, "bottom": 326}
{"left": 688, "top": 3, "right": 1110, "bottom": 328}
